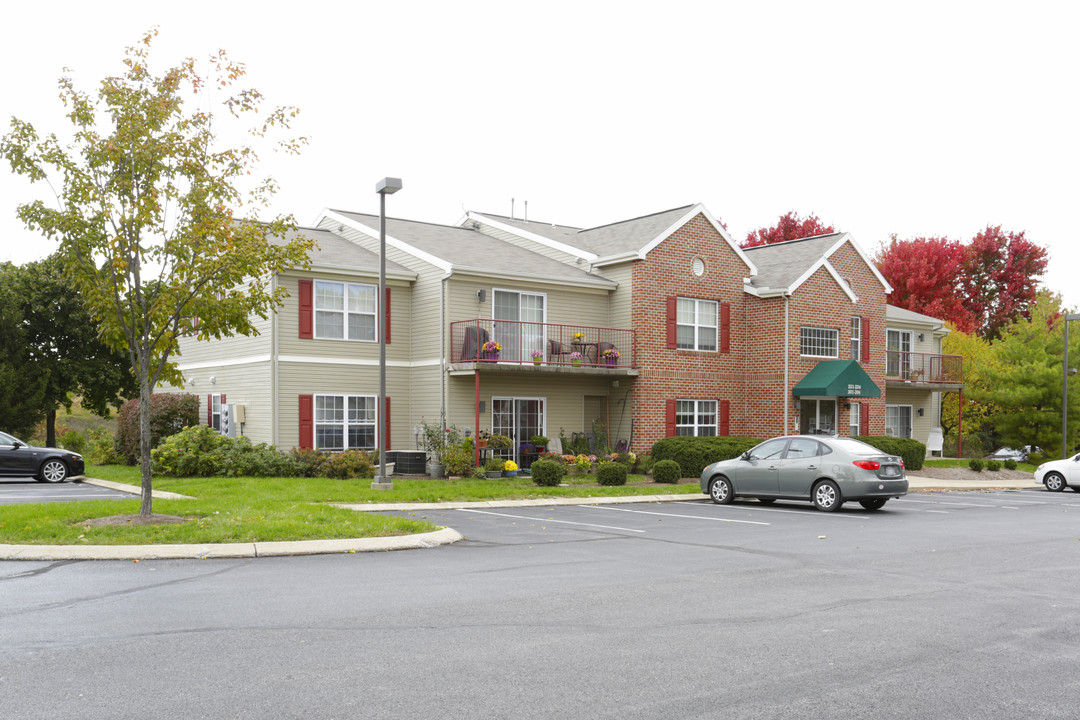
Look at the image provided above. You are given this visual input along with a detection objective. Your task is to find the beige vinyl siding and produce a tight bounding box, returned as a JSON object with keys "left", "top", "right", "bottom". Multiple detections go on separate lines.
{"left": 446, "top": 276, "right": 612, "bottom": 329}
{"left": 473, "top": 221, "right": 584, "bottom": 266}
{"left": 885, "top": 387, "right": 935, "bottom": 448}
{"left": 173, "top": 313, "right": 272, "bottom": 366}
{"left": 593, "top": 260, "right": 634, "bottom": 332}
{"left": 158, "top": 361, "right": 274, "bottom": 444}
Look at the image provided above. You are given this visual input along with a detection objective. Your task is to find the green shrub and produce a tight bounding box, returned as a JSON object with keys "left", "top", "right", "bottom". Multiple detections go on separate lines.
{"left": 596, "top": 462, "right": 627, "bottom": 486}
{"left": 57, "top": 429, "right": 87, "bottom": 454}
{"left": 531, "top": 459, "right": 565, "bottom": 487}
{"left": 152, "top": 425, "right": 302, "bottom": 478}
{"left": 968, "top": 458, "right": 984, "bottom": 472}
{"left": 484, "top": 457, "right": 505, "bottom": 472}
{"left": 85, "top": 426, "right": 123, "bottom": 465}
{"left": 442, "top": 445, "right": 476, "bottom": 477}
{"left": 322, "top": 450, "right": 374, "bottom": 480}
{"left": 1026, "top": 450, "right": 1046, "bottom": 465}
{"left": 650, "top": 436, "right": 760, "bottom": 478}
{"left": 116, "top": 393, "right": 201, "bottom": 464}
{"left": 652, "top": 459, "right": 682, "bottom": 484}
{"left": 854, "top": 436, "right": 927, "bottom": 471}
{"left": 289, "top": 447, "right": 330, "bottom": 477}
{"left": 1003, "top": 458, "right": 1017, "bottom": 470}
{"left": 986, "top": 459, "right": 1001, "bottom": 472}
{"left": 636, "top": 453, "right": 654, "bottom": 475}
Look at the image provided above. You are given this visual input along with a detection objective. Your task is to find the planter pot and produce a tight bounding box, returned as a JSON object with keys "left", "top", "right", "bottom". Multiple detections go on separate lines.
{"left": 534, "top": 446, "right": 545, "bottom": 454}
{"left": 532, "top": 358, "right": 542, "bottom": 366}
{"left": 572, "top": 360, "right": 582, "bottom": 367}
{"left": 477, "top": 439, "right": 488, "bottom": 448}
{"left": 482, "top": 352, "right": 499, "bottom": 362}
{"left": 485, "top": 471, "right": 503, "bottom": 479}
{"left": 504, "top": 470, "right": 518, "bottom": 477}
{"left": 429, "top": 463, "right": 445, "bottom": 479}
{"left": 566, "top": 465, "right": 581, "bottom": 476}
{"left": 604, "top": 359, "right": 617, "bottom": 367}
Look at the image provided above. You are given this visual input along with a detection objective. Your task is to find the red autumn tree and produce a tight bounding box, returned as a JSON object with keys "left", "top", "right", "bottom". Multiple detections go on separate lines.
{"left": 741, "top": 211, "right": 836, "bottom": 248}
{"left": 877, "top": 225, "right": 1048, "bottom": 339}
{"left": 877, "top": 235, "right": 978, "bottom": 333}
{"left": 960, "top": 225, "right": 1048, "bottom": 339}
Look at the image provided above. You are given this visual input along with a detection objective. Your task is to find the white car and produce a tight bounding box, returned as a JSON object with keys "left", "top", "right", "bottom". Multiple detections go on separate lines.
{"left": 1034, "top": 454, "right": 1080, "bottom": 492}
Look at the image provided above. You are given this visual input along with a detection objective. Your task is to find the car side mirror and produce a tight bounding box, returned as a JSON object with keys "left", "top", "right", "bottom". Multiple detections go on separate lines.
{"left": 12, "top": 440, "right": 24, "bottom": 449}
{"left": 741, "top": 451, "right": 751, "bottom": 461}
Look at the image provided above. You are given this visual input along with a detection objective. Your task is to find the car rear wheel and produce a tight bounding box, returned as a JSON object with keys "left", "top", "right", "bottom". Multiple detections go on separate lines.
{"left": 39, "top": 459, "right": 69, "bottom": 483}
{"left": 1044, "top": 472, "right": 1066, "bottom": 492}
{"left": 708, "top": 477, "right": 734, "bottom": 505}
{"left": 813, "top": 480, "right": 843, "bottom": 512}
{"left": 859, "top": 499, "right": 887, "bottom": 511}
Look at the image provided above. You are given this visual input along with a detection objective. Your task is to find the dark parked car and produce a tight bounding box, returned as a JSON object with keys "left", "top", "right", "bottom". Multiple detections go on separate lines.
{"left": 0, "top": 431, "right": 85, "bottom": 482}
{"left": 699, "top": 435, "right": 908, "bottom": 512}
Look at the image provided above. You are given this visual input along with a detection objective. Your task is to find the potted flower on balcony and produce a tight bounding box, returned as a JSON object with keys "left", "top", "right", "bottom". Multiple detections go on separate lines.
{"left": 601, "top": 347, "right": 620, "bottom": 367}
{"left": 569, "top": 351, "right": 584, "bottom": 367}
{"left": 477, "top": 430, "right": 490, "bottom": 448}
{"left": 531, "top": 435, "right": 549, "bottom": 453}
{"left": 531, "top": 349, "right": 544, "bottom": 365}
{"left": 481, "top": 340, "right": 501, "bottom": 362}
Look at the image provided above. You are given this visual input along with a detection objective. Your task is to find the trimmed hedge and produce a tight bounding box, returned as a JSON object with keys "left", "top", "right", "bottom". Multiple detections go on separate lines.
{"left": 854, "top": 436, "right": 926, "bottom": 471}
{"left": 596, "top": 462, "right": 628, "bottom": 486}
{"left": 651, "top": 459, "right": 682, "bottom": 484}
{"left": 531, "top": 459, "right": 565, "bottom": 487}
{"left": 650, "top": 436, "right": 761, "bottom": 478}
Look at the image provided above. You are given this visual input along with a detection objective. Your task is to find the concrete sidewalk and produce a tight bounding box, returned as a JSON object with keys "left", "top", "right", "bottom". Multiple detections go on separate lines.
{"left": 0, "top": 474, "right": 1042, "bottom": 561}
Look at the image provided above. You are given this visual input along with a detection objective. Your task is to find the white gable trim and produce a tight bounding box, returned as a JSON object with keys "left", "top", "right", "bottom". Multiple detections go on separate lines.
{"left": 787, "top": 257, "right": 859, "bottom": 303}
{"left": 316, "top": 208, "right": 454, "bottom": 274}
{"left": 824, "top": 232, "right": 893, "bottom": 294}
{"left": 465, "top": 212, "right": 597, "bottom": 262}
{"left": 637, "top": 204, "right": 758, "bottom": 276}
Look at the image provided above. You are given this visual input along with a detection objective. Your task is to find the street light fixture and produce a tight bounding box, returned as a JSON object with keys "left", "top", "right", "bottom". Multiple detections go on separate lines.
{"left": 1063, "top": 313, "right": 1080, "bottom": 460}
{"left": 372, "top": 177, "right": 402, "bottom": 490}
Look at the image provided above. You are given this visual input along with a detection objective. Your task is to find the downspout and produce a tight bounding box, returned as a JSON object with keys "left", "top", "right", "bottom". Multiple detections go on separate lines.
{"left": 441, "top": 275, "right": 447, "bottom": 426}
{"left": 784, "top": 293, "right": 790, "bottom": 435}
{"left": 271, "top": 273, "right": 279, "bottom": 447}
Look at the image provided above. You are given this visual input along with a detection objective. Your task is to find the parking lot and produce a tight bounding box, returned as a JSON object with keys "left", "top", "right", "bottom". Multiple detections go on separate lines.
{"left": 0, "top": 477, "right": 132, "bottom": 504}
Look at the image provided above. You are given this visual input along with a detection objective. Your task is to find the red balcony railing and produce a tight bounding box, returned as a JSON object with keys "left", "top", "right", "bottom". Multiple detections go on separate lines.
{"left": 885, "top": 351, "right": 963, "bottom": 384}
{"left": 450, "top": 319, "right": 636, "bottom": 368}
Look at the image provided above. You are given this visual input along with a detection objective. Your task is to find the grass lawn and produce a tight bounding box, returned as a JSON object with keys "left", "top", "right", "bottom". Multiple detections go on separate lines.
{"left": 0, "top": 466, "right": 700, "bottom": 546}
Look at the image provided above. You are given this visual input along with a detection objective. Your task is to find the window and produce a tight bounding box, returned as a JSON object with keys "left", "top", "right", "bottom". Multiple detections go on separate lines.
{"left": 785, "top": 437, "right": 821, "bottom": 458}
{"left": 850, "top": 317, "right": 861, "bottom": 360}
{"left": 315, "top": 394, "right": 377, "bottom": 450}
{"left": 675, "top": 400, "right": 717, "bottom": 436}
{"left": 677, "top": 298, "right": 718, "bottom": 351}
{"left": 885, "top": 405, "right": 913, "bottom": 438}
{"left": 209, "top": 393, "right": 223, "bottom": 432}
{"left": 799, "top": 398, "right": 836, "bottom": 435}
{"left": 800, "top": 327, "right": 838, "bottom": 357}
{"left": 849, "top": 401, "right": 861, "bottom": 436}
{"left": 314, "top": 280, "right": 377, "bottom": 341}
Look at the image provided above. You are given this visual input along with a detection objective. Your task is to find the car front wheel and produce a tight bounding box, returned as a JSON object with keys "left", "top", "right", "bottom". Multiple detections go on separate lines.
{"left": 813, "top": 480, "right": 843, "bottom": 512}
{"left": 859, "top": 499, "right": 887, "bottom": 511}
{"left": 39, "top": 459, "right": 69, "bottom": 483}
{"left": 709, "top": 477, "right": 734, "bottom": 505}
{"left": 1044, "top": 472, "right": 1066, "bottom": 492}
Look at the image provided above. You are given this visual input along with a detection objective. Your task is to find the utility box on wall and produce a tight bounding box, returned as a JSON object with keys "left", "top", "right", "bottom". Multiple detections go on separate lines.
{"left": 222, "top": 404, "right": 246, "bottom": 437}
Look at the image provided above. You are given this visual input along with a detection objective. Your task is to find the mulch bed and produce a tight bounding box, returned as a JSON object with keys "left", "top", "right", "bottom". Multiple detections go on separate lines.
{"left": 76, "top": 514, "right": 192, "bottom": 527}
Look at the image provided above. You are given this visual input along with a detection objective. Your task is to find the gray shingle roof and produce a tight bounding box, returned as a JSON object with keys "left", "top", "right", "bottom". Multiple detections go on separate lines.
{"left": 886, "top": 304, "right": 947, "bottom": 326}
{"left": 742, "top": 233, "right": 846, "bottom": 290}
{"left": 332, "top": 210, "right": 615, "bottom": 286}
{"left": 275, "top": 226, "right": 414, "bottom": 276}
{"left": 472, "top": 213, "right": 583, "bottom": 244}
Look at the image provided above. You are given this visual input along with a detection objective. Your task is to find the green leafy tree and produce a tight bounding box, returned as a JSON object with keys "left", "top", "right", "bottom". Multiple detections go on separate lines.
{"left": 967, "top": 293, "right": 1080, "bottom": 458}
{"left": 1, "top": 30, "right": 313, "bottom": 516}
{"left": 0, "top": 263, "right": 47, "bottom": 437}
{"left": 939, "top": 326, "right": 997, "bottom": 450}
{"left": 12, "top": 255, "right": 137, "bottom": 446}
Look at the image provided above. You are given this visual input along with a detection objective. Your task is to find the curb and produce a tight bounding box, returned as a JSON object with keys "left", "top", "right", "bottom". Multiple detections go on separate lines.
{"left": 78, "top": 477, "right": 191, "bottom": 500}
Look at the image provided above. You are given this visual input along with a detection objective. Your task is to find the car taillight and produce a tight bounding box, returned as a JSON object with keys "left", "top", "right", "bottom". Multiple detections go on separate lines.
{"left": 853, "top": 460, "right": 880, "bottom": 470}
{"left": 900, "top": 460, "right": 905, "bottom": 469}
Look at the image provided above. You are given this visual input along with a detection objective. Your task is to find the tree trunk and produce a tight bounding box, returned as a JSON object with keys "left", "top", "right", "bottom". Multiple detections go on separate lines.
{"left": 138, "top": 370, "right": 153, "bottom": 518}
{"left": 46, "top": 408, "right": 57, "bottom": 447}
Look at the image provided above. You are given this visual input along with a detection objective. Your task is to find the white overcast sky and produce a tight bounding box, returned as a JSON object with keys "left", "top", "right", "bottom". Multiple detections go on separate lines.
{"left": 2, "top": 1, "right": 1077, "bottom": 310}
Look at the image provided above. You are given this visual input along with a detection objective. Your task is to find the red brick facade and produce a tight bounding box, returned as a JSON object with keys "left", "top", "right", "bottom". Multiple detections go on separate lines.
{"left": 628, "top": 213, "right": 888, "bottom": 453}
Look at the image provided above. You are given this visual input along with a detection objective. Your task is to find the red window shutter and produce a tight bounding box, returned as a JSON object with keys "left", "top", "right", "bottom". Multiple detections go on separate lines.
{"left": 719, "top": 400, "right": 730, "bottom": 436}
{"left": 720, "top": 302, "right": 731, "bottom": 354}
{"left": 666, "top": 399, "right": 676, "bottom": 436}
{"left": 860, "top": 402, "right": 870, "bottom": 436}
{"left": 385, "top": 287, "right": 391, "bottom": 344}
{"left": 221, "top": 393, "right": 226, "bottom": 406}
{"left": 861, "top": 316, "right": 870, "bottom": 362}
{"left": 207, "top": 394, "right": 212, "bottom": 426}
{"left": 298, "top": 279, "right": 313, "bottom": 339}
{"left": 299, "top": 394, "right": 314, "bottom": 449}
{"left": 383, "top": 396, "right": 391, "bottom": 451}
{"left": 666, "top": 296, "right": 678, "bottom": 349}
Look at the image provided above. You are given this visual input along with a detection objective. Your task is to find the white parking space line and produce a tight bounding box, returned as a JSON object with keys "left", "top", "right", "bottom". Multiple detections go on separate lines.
{"left": 926, "top": 510, "right": 950, "bottom": 514}
{"left": 457, "top": 509, "right": 646, "bottom": 533}
{"left": 579, "top": 505, "right": 771, "bottom": 525}
{"left": 681, "top": 501, "right": 871, "bottom": 519}
{"left": 898, "top": 498, "right": 999, "bottom": 508}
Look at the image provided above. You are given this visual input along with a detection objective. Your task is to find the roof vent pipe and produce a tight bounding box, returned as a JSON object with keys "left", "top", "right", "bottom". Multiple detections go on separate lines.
{"left": 510, "top": 198, "right": 515, "bottom": 220}
{"left": 524, "top": 200, "right": 528, "bottom": 223}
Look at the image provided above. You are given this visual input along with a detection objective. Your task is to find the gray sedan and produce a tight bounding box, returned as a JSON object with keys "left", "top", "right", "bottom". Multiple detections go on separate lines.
{"left": 699, "top": 435, "right": 908, "bottom": 511}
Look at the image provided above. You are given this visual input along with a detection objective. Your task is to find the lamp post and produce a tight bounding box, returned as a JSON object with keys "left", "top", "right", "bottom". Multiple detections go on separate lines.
{"left": 1063, "top": 313, "right": 1080, "bottom": 460}
{"left": 372, "top": 177, "right": 402, "bottom": 490}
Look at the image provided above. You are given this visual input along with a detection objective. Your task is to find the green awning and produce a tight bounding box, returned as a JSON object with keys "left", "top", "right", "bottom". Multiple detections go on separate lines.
{"left": 793, "top": 360, "right": 881, "bottom": 398}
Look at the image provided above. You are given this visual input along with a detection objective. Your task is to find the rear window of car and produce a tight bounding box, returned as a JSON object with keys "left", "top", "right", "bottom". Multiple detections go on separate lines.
{"left": 830, "top": 437, "right": 886, "bottom": 455}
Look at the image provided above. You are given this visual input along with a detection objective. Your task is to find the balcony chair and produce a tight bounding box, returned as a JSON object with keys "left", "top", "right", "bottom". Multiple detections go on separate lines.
{"left": 461, "top": 325, "right": 490, "bottom": 362}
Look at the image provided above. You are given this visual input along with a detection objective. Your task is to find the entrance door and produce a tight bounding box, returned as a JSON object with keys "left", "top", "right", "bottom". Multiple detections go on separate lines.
{"left": 799, "top": 398, "right": 836, "bottom": 435}
{"left": 494, "top": 290, "right": 545, "bottom": 363}
{"left": 492, "top": 397, "right": 546, "bottom": 465}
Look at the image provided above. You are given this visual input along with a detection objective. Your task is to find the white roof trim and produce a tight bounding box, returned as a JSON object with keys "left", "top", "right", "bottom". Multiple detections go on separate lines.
{"left": 465, "top": 212, "right": 597, "bottom": 262}
{"left": 450, "top": 266, "right": 616, "bottom": 290}
{"left": 637, "top": 204, "right": 758, "bottom": 276}
{"left": 742, "top": 284, "right": 790, "bottom": 298}
{"left": 824, "top": 232, "right": 893, "bottom": 294}
{"left": 787, "top": 258, "right": 859, "bottom": 303}
{"left": 316, "top": 208, "right": 454, "bottom": 274}
{"left": 302, "top": 263, "right": 417, "bottom": 282}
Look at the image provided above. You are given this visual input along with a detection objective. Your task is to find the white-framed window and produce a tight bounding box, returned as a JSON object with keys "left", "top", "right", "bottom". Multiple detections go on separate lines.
{"left": 800, "top": 327, "right": 838, "bottom": 357}
{"left": 314, "top": 280, "right": 377, "bottom": 341}
{"left": 677, "top": 298, "right": 718, "bottom": 351}
{"left": 315, "top": 394, "right": 377, "bottom": 450}
{"left": 849, "top": 401, "right": 861, "bottom": 436}
{"left": 676, "top": 399, "right": 717, "bottom": 436}
{"left": 885, "top": 405, "right": 913, "bottom": 438}
{"left": 210, "top": 393, "right": 223, "bottom": 432}
{"left": 850, "top": 317, "right": 861, "bottom": 360}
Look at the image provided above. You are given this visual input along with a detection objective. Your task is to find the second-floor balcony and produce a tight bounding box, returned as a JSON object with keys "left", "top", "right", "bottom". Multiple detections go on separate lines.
{"left": 450, "top": 319, "right": 636, "bottom": 370}
{"left": 885, "top": 351, "right": 963, "bottom": 388}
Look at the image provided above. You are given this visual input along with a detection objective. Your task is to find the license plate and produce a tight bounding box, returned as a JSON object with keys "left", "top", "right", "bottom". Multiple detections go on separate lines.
{"left": 882, "top": 467, "right": 898, "bottom": 477}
